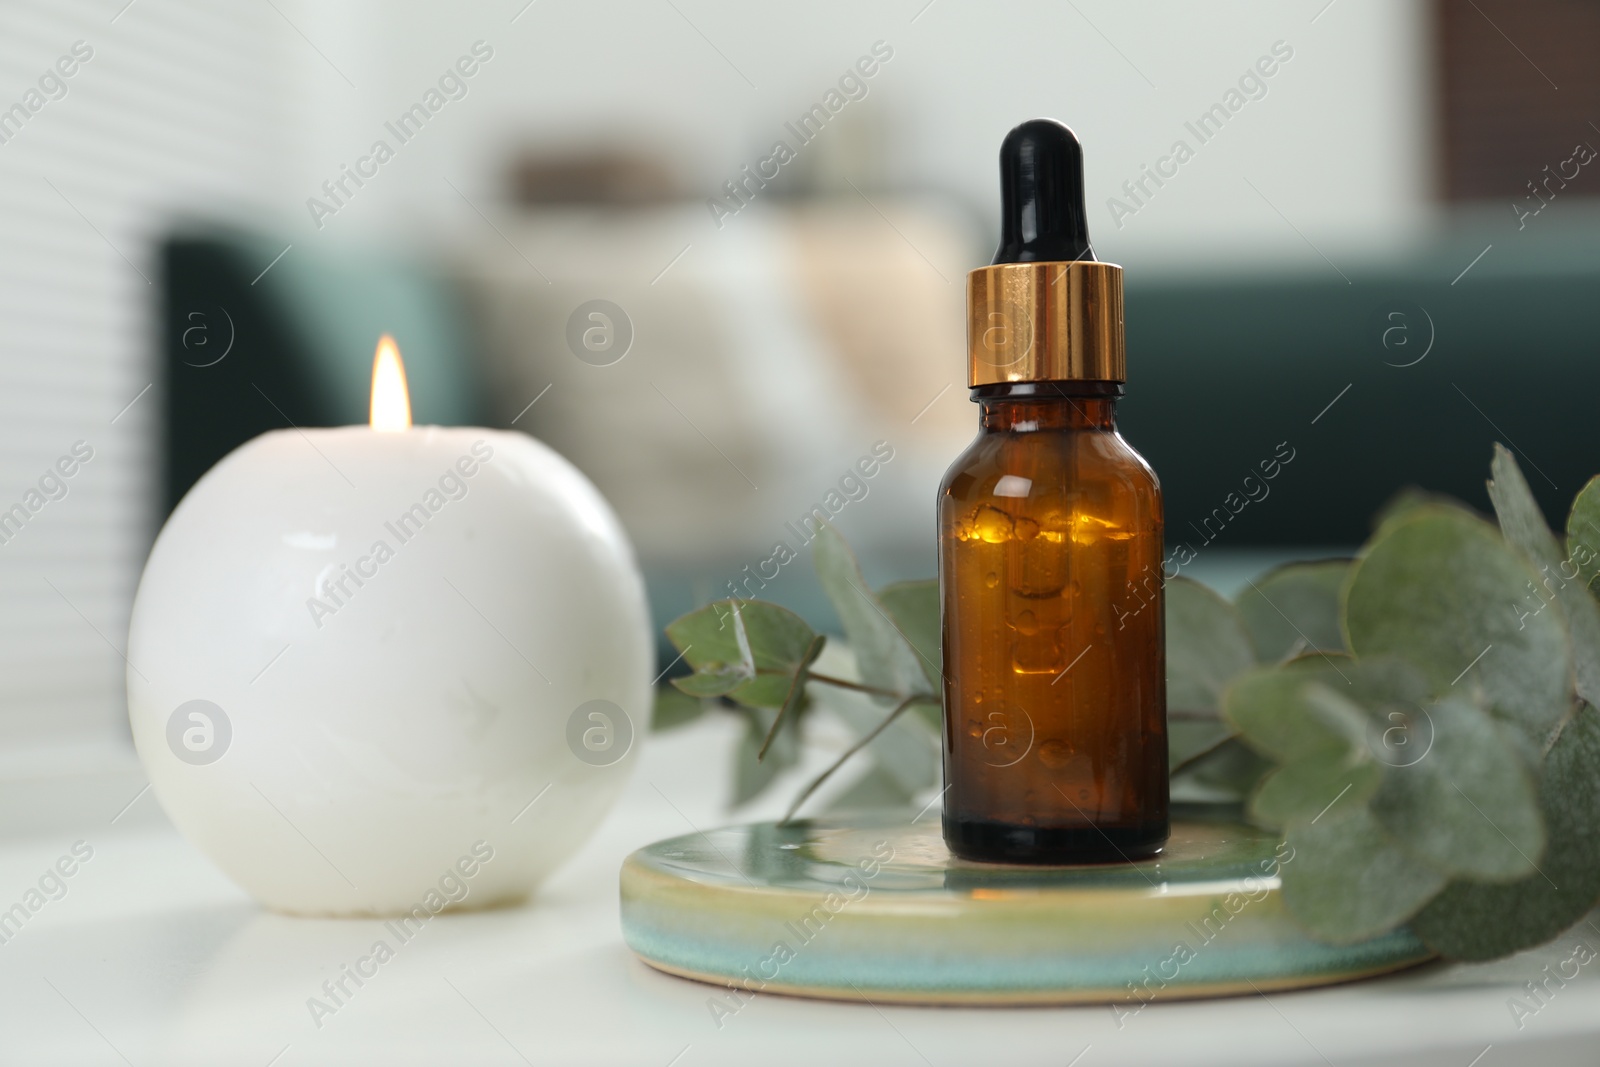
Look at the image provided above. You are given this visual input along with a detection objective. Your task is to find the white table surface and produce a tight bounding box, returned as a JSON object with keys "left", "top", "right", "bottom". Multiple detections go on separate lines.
{"left": 2, "top": 716, "right": 1598, "bottom": 1067}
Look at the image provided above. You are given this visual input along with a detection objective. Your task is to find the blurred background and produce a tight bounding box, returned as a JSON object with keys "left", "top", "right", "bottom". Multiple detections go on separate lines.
{"left": 4, "top": 0, "right": 1599, "bottom": 766}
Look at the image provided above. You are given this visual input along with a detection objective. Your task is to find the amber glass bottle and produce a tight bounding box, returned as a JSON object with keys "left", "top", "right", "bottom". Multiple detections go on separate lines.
{"left": 940, "top": 120, "right": 1168, "bottom": 864}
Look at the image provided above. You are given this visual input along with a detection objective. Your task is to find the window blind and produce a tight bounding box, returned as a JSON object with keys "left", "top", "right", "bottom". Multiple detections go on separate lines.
{"left": 0, "top": 0, "right": 284, "bottom": 746}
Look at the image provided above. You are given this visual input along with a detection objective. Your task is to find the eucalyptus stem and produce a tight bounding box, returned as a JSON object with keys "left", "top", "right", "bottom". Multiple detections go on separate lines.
{"left": 806, "top": 672, "right": 910, "bottom": 701}
{"left": 779, "top": 692, "right": 940, "bottom": 825}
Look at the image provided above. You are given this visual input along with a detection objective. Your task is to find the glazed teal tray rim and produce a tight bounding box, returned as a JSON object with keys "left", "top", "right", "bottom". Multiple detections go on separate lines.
{"left": 619, "top": 815, "right": 1435, "bottom": 1006}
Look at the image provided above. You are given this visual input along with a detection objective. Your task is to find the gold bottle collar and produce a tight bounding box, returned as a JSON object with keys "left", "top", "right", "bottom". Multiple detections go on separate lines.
{"left": 966, "top": 261, "right": 1125, "bottom": 386}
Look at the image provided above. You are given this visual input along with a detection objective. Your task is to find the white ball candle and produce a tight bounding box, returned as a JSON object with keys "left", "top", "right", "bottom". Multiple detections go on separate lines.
{"left": 127, "top": 337, "right": 651, "bottom": 916}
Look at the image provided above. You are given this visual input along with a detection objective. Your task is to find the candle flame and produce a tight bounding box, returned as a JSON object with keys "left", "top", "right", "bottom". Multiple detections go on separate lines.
{"left": 369, "top": 335, "right": 411, "bottom": 431}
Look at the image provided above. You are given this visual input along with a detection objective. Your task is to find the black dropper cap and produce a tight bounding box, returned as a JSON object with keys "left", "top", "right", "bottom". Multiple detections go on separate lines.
{"left": 991, "top": 118, "right": 1096, "bottom": 265}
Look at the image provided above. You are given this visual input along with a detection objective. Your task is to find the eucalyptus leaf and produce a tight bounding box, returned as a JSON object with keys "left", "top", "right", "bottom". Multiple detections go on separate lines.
{"left": 879, "top": 579, "right": 942, "bottom": 688}
{"left": 1370, "top": 696, "right": 1544, "bottom": 881}
{"left": 1410, "top": 703, "right": 1600, "bottom": 960}
{"left": 672, "top": 668, "right": 746, "bottom": 699}
{"left": 1489, "top": 444, "right": 1563, "bottom": 561}
{"left": 1343, "top": 505, "right": 1572, "bottom": 756}
{"left": 1228, "top": 674, "right": 1378, "bottom": 830}
{"left": 1488, "top": 445, "right": 1600, "bottom": 712}
{"left": 1166, "top": 577, "right": 1256, "bottom": 768}
{"left": 1236, "top": 560, "right": 1350, "bottom": 663}
{"left": 1167, "top": 576, "right": 1257, "bottom": 714}
{"left": 1223, "top": 660, "right": 1355, "bottom": 765}
{"left": 1335, "top": 655, "right": 1436, "bottom": 712}
{"left": 813, "top": 525, "right": 933, "bottom": 697}
{"left": 1338, "top": 656, "right": 1438, "bottom": 770}
{"left": 1566, "top": 476, "right": 1600, "bottom": 591}
{"left": 879, "top": 579, "right": 944, "bottom": 732}
{"left": 1301, "top": 683, "right": 1376, "bottom": 749}
{"left": 667, "top": 599, "right": 822, "bottom": 710}
{"left": 1281, "top": 806, "right": 1448, "bottom": 944}
{"left": 1226, "top": 658, "right": 1441, "bottom": 830}
{"left": 650, "top": 685, "right": 708, "bottom": 731}
{"left": 1249, "top": 755, "right": 1380, "bottom": 831}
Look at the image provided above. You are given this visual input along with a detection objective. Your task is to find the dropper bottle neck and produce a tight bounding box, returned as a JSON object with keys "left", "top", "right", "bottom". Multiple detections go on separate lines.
{"left": 975, "top": 381, "right": 1121, "bottom": 432}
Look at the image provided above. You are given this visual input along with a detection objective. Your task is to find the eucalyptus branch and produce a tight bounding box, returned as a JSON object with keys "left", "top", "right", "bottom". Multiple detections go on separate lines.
{"left": 780, "top": 692, "right": 940, "bottom": 826}
{"left": 662, "top": 444, "right": 1600, "bottom": 963}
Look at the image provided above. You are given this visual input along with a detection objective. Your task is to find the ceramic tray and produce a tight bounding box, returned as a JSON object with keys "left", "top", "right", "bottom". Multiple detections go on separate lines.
{"left": 619, "top": 815, "right": 1432, "bottom": 1006}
